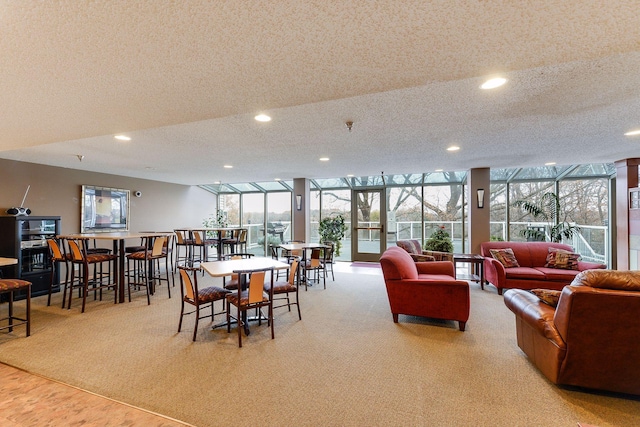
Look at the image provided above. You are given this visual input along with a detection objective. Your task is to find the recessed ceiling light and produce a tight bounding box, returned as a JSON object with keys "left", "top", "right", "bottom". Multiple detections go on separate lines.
{"left": 214, "top": 181, "right": 221, "bottom": 184}
{"left": 319, "top": 157, "right": 329, "bottom": 161}
{"left": 545, "top": 162, "right": 556, "bottom": 166}
{"left": 624, "top": 129, "right": 640, "bottom": 136}
{"left": 435, "top": 169, "right": 443, "bottom": 172}
{"left": 254, "top": 114, "right": 271, "bottom": 122}
{"left": 274, "top": 178, "right": 281, "bottom": 181}
{"left": 480, "top": 77, "right": 507, "bottom": 90}
{"left": 347, "top": 174, "right": 354, "bottom": 177}
{"left": 114, "top": 135, "right": 131, "bottom": 141}
{"left": 223, "top": 165, "right": 233, "bottom": 169}
{"left": 447, "top": 146, "right": 460, "bottom": 152}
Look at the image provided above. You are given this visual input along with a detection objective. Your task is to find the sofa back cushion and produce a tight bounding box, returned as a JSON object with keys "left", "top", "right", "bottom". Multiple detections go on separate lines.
{"left": 480, "top": 241, "right": 574, "bottom": 268}
{"left": 380, "top": 247, "right": 418, "bottom": 280}
{"left": 396, "top": 240, "right": 422, "bottom": 255}
{"left": 571, "top": 269, "right": 640, "bottom": 291}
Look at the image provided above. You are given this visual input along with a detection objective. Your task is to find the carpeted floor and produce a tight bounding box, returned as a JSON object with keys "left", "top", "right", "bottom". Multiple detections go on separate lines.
{"left": 0, "top": 263, "right": 638, "bottom": 426}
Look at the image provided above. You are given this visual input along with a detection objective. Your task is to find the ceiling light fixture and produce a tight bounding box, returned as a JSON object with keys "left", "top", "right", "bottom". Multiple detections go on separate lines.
{"left": 319, "top": 157, "right": 329, "bottom": 162}
{"left": 347, "top": 174, "right": 354, "bottom": 177}
{"left": 624, "top": 129, "right": 640, "bottom": 136}
{"left": 274, "top": 178, "right": 281, "bottom": 181}
{"left": 447, "top": 146, "right": 460, "bottom": 152}
{"left": 480, "top": 77, "right": 507, "bottom": 89}
{"left": 435, "top": 169, "right": 443, "bottom": 172}
{"left": 545, "top": 162, "right": 556, "bottom": 166}
{"left": 224, "top": 165, "right": 233, "bottom": 169}
{"left": 114, "top": 135, "right": 131, "bottom": 141}
{"left": 255, "top": 114, "right": 271, "bottom": 122}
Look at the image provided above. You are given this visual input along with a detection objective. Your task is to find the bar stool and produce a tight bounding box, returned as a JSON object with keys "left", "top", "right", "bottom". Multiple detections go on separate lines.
{"left": 174, "top": 230, "right": 194, "bottom": 269}
{"left": 46, "top": 238, "right": 70, "bottom": 307}
{"left": 66, "top": 239, "right": 118, "bottom": 313}
{"left": 0, "top": 278, "right": 32, "bottom": 337}
{"left": 127, "top": 236, "right": 171, "bottom": 304}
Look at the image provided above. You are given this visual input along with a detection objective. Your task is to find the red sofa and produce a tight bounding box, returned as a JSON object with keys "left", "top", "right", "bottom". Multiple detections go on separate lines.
{"left": 379, "top": 247, "right": 470, "bottom": 331}
{"left": 480, "top": 241, "right": 606, "bottom": 295}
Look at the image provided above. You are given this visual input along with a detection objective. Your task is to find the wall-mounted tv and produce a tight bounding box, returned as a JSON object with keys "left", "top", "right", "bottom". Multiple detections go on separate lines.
{"left": 81, "top": 185, "right": 130, "bottom": 233}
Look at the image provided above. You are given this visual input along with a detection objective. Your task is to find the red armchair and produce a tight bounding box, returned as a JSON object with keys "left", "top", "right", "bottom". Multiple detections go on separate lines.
{"left": 380, "top": 247, "right": 470, "bottom": 331}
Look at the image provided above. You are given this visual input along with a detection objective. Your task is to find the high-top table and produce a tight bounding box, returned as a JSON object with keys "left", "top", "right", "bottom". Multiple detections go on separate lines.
{"left": 175, "top": 227, "right": 245, "bottom": 261}
{"left": 57, "top": 232, "right": 170, "bottom": 303}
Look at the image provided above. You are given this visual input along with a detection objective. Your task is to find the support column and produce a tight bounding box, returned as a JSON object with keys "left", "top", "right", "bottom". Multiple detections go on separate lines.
{"left": 614, "top": 159, "right": 640, "bottom": 270}
{"left": 292, "top": 178, "right": 310, "bottom": 243}
{"left": 467, "top": 168, "right": 491, "bottom": 255}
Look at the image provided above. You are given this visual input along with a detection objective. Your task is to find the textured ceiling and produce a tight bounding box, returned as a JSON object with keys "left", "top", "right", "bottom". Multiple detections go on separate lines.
{"left": 1, "top": 1, "right": 639, "bottom": 185}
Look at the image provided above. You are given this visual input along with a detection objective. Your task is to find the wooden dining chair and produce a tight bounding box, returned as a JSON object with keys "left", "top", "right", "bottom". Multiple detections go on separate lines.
{"left": 226, "top": 267, "right": 275, "bottom": 348}
{"left": 265, "top": 258, "right": 301, "bottom": 320}
{"left": 177, "top": 266, "right": 230, "bottom": 341}
{"left": 304, "top": 248, "right": 325, "bottom": 290}
{"left": 222, "top": 253, "right": 254, "bottom": 290}
{"left": 321, "top": 241, "right": 335, "bottom": 281}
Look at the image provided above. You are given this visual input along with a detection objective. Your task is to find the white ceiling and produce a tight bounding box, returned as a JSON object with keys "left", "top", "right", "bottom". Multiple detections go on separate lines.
{"left": 1, "top": 1, "right": 639, "bottom": 186}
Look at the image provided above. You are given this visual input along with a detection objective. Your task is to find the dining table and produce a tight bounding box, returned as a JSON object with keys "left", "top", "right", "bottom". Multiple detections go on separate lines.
{"left": 200, "top": 256, "right": 290, "bottom": 333}
{"left": 57, "top": 232, "right": 170, "bottom": 303}
{"left": 278, "top": 242, "right": 329, "bottom": 285}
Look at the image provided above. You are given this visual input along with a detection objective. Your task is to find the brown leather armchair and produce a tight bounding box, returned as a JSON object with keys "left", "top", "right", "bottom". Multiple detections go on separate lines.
{"left": 504, "top": 269, "right": 640, "bottom": 395}
{"left": 380, "top": 247, "right": 470, "bottom": 331}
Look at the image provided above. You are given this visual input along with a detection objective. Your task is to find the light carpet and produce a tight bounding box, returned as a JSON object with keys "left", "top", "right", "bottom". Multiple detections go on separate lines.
{"left": 0, "top": 263, "right": 638, "bottom": 427}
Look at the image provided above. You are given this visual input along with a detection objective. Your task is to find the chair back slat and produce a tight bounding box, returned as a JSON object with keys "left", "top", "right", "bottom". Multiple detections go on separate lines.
{"left": 67, "top": 239, "right": 85, "bottom": 262}
{"left": 47, "top": 239, "right": 63, "bottom": 260}
{"left": 152, "top": 236, "right": 166, "bottom": 256}
{"left": 289, "top": 259, "right": 299, "bottom": 285}
{"left": 248, "top": 271, "right": 265, "bottom": 304}
{"left": 179, "top": 268, "right": 196, "bottom": 300}
{"left": 193, "top": 231, "right": 203, "bottom": 245}
{"left": 175, "top": 230, "right": 186, "bottom": 244}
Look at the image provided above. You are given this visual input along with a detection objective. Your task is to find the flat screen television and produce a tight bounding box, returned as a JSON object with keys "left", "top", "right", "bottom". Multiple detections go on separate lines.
{"left": 80, "top": 185, "right": 130, "bottom": 233}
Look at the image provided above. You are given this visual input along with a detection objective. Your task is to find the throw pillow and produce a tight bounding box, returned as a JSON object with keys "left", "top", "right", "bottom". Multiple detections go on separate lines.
{"left": 545, "top": 248, "right": 580, "bottom": 270}
{"left": 489, "top": 248, "right": 520, "bottom": 268}
{"left": 531, "top": 288, "right": 561, "bottom": 308}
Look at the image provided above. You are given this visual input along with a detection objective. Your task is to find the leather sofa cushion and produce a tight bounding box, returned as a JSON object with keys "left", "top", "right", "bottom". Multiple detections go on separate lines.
{"left": 572, "top": 269, "right": 640, "bottom": 291}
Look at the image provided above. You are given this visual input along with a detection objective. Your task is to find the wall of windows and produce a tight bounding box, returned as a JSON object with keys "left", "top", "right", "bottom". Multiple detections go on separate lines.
{"left": 205, "top": 164, "right": 613, "bottom": 264}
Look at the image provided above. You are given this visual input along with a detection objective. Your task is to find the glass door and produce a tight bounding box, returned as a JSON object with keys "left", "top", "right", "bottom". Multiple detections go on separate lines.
{"left": 351, "top": 189, "right": 386, "bottom": 262}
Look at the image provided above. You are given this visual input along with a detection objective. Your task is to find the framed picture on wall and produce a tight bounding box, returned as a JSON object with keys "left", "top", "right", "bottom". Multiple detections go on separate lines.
{"left": 81, "top": 185, "right": 130, "bottom": 233}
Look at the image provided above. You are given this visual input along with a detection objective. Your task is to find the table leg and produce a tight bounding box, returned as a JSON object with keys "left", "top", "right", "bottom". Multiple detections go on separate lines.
{"left": 116, "top": 239, "right": 125, "bottom": 303}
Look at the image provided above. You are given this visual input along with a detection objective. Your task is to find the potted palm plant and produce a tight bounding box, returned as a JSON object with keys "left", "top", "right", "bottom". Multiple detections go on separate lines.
{"left": 512, "top": 192, "right": 580, "bottom": 242}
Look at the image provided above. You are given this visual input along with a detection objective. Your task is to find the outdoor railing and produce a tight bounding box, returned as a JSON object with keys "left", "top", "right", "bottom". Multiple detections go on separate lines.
{"left": 233, "top": 220, "right": 608, "bottom": 265}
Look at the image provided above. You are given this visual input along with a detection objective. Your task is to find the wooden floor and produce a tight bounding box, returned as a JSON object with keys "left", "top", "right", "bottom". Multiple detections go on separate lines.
{"left": 0, "top": 363, "right": 192, "bottom": 427}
